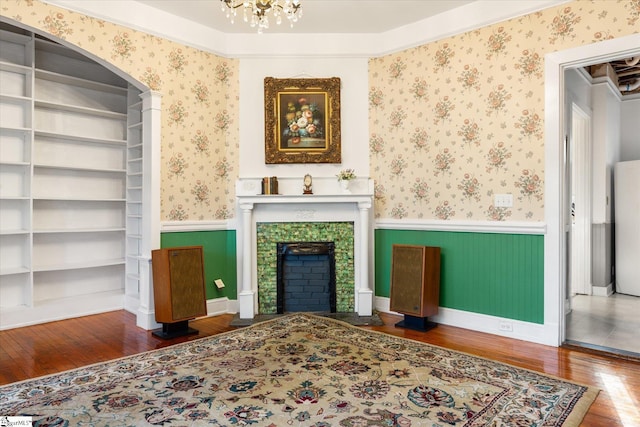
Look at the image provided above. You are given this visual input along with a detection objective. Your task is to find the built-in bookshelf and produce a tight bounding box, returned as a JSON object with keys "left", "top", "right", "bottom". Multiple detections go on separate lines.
{"left": 125, "top": 87, "right": 144, "bottom": 313}
{"left": 0, "top": 25, "right": 143, "bottom": 328}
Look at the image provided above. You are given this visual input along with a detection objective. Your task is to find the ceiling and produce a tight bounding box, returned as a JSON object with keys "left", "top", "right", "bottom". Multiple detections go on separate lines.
{"left": 608, "top": 58, "right": 640, "bottom": 95}
{"left": 136, "top": 0, "right": 476, "bottom": 34}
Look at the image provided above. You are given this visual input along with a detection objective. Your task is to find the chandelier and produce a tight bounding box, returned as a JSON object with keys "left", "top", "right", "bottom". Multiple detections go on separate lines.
{"left": 220, "top": 0, "right": 303, "bottom": 34}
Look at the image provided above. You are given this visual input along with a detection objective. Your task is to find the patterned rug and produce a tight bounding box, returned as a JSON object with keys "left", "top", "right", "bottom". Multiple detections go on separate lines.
{"left": 0, "top": 313, "right": 598, "bottom": 426}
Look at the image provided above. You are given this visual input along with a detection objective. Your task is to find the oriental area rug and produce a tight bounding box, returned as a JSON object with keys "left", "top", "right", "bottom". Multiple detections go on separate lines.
{"left": 0, "top": 313, "right": 598, "bottom": 426}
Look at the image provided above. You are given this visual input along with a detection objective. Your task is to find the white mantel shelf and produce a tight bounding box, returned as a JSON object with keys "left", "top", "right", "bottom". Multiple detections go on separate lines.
{"left": 236, "top": 176, "right": 374, "bottom": 198}
{"left": 235, "top": 177, "right": 374, "bottom": 319}
{"left": 238, "top": 193, "right": 373, "bottom": 206}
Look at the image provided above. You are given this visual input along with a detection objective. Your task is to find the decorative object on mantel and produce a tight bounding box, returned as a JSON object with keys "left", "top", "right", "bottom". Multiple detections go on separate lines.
{"left": 302, "top": 173, "right": 313, "bottom": 194}
{"left": 261, "top": 176, "right": 279, "bottom": 194}
{"left": 336, "top": 168, "right": 356, "bottom": 180}
{"left": 264, "top": 77, "right": 341, "bottom": 164}
{"left": 219, "top": 0, "right": 303, "bottom": 34}
{"left": 337, "top": 168, "right": 356, "bottom": 193}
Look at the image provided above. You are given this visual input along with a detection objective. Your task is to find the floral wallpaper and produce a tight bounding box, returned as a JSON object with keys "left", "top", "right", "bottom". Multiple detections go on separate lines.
{"left": 369, "top": 0, "right": 639, "bottom": 221}
{"left": 1, "top": 0, "right": 239, "bottom": 221}
{"left": 2, "top": 0, "right": 638, "bottom": 224}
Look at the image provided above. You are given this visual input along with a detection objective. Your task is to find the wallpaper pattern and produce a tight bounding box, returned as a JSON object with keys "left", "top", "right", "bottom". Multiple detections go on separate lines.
{"left": 369, "top": 0, "right": 639, "bottom": 221}
{"left": 1, "top": 0, "right": 240, "bottom": 221}
{"left": 2, "top": 1, "right": 639, "bottom": 223}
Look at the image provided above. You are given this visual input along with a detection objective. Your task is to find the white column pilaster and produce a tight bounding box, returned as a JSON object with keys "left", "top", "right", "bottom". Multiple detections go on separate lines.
{"left": 357, "top": 200, "right": 373, "bottom": 316}
{"left": 137, "top": 90, "right": 162, "bottom": 330}
{"left": 239, "top": 202, "right": 256, "bottom": 318}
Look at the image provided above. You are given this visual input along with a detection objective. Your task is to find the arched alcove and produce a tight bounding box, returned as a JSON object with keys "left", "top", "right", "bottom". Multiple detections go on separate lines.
{"left": 0, "top": 20, "right": 161, "bottom": 330}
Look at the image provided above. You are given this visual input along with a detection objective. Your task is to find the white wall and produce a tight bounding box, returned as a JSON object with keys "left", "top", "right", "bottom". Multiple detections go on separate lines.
{"left": 565, "top": 68, "right": 592, "bottom": 113}
{"left": 238, "top": 57, "right": 370, "bottom": 180}
{"left": 591, "top": 81, "right": 621, "bottom": 223}
{"left": 621, "top": 98, "right": 640, "bottom": 161}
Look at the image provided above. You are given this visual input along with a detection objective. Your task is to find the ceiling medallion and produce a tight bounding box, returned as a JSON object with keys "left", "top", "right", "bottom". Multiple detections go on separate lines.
{"left": 220, "top": 0, "right": 303, "bottom": 34}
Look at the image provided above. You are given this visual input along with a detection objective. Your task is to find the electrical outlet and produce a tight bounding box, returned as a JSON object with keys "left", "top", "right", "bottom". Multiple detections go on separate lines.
{"left": 498, "top": 321, "right": 513, "bottom": 332}
{"left": 494, "top": 194, "right": 513, "bottom": 207}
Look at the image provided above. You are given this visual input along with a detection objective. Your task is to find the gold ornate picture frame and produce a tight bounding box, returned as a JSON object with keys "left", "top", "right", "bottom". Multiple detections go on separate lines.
{"left": 264, "top": 77, "right": 341, "bottom": 164}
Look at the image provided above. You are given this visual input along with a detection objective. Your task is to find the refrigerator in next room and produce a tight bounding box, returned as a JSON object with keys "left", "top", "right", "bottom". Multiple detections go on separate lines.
{"left": 614, "top": 160, "right": 640, "bottom": 296}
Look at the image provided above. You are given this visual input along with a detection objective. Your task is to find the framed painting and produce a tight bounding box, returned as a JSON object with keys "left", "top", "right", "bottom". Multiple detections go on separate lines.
{"left": 264, "top": 77, "right": 341, "bottom": 164}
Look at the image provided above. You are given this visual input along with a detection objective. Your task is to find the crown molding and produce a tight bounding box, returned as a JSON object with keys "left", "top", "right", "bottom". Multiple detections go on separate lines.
{"left": 42, "top": 0, "right": 568, "bottom": 58}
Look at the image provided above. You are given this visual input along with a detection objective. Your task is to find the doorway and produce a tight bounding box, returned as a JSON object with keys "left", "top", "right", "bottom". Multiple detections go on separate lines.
{"left": 569, "top": 103, "right": 592, "bottom": 297}
{"left": 545, "top": 34, "right": 640, "bottom": 357}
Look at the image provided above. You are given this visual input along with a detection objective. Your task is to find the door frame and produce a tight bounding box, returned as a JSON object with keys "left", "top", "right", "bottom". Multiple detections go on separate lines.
{"left": 570, "top": 103, "right": 592, "bottom": 296}
{"left": 544, "top": 33, "right": 640, "bottom": 345}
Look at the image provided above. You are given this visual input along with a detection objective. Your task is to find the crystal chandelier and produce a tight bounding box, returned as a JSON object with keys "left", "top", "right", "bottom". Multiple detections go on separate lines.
{"left": 220, "top": 0, "right": 303, "bottom": 34}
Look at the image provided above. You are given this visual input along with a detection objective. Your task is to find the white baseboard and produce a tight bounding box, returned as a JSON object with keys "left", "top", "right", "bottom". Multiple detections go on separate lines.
{"left": 136, "top": 309, "right": 161, "bottom": 330}
{"left": 206, "top": 297, "right": 235, "bottom": 316}
{"left": 0, "top": 293, "right": 125, "bottom": 331}
{"left": 592, "top": 283, "right": 614, "bottom": 297}
{"left": 137, "top": 298, "right": 235, "bottom": 330}
{"left": 375, "top": 296, "right": 559, "bottom": 347}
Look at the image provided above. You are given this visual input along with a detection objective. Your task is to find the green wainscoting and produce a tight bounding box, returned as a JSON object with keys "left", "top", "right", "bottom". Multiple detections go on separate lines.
{"left": 160, "top": 230, "right": 237, "bottom": 301}
{"left": 158, "top": 228, "right": 543, "bottom": 324}
{"left": 375, "top": 229, "right": 544, "bottom": 324}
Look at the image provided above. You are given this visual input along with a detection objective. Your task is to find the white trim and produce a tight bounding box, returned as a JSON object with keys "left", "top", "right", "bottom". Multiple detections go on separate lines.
{"left": 374, "top": 0, "right": 568, "bottom": 57}
{"left": 376, "top": 219, "right": 545, "bottom": 235}
{"left": 161, "top": 220, "right": 231, "bottom": 232}
{"left": 592, "top": 77, "right": 624, "bottom": 103}
{"left": 622, "top": 91, "right": 640, "bottom": 101}
{"left": 205, "top": 297, "right": 234, "bottom": 317}
{"left": 570, "top": 103, "right": 592, "bottom": 296}
{"left": 143, "top": 298, "right": 237, "bottom": 332}
{"left": 544, "top": 33, "right": 640, "bottom": 346}
{"left": 135, "top": 90, "right": 163, "bottom": 331}
{"left": 375, "top": 297, "right": 557, "bottom": 346}
{"left": 592, "top": 284, "right": 614, "bottom": 297}
{"left": 142, "top": 91, "right": 163, "bottom": 253}
{"left": 160, "top": 218, "right": 547, "bottom": 235}
{"left": 41, "top": 0, "right": 231, "bottom": 56}
{"left": 159, "top": 218, "right": 546, "bottom": 236}
{"left": 42, "top": 0, "right": 568, "bottom": 58}
{"left": 136, "top": 305, "right": 161, "bottom": 331}
{"left": 0, "top": 293, "right": 124, "bottom": 331}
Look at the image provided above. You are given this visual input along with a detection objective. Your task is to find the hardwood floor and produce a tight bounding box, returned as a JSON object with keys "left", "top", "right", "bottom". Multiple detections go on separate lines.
{"left": 1, "top": 311, "right": 639, "bottom": 426}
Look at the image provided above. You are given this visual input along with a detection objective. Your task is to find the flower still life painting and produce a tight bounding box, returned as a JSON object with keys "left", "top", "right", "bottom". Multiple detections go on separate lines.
{"left": 282, "top": 94, "right": 326, "bottom": 148}
{"left": 265, "top": 77, "right": 341, "bottom": 164}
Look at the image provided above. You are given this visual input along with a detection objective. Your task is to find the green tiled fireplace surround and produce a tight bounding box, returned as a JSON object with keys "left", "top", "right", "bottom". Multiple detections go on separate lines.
{"left": 256, "top": 222, "right": 355, "bottom": 314}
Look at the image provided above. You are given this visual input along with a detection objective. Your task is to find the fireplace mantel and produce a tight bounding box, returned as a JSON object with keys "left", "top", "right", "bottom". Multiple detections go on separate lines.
{"left": 236, "top": 177, "right": 374, "bottom": 319}
{"left": 237, "top": 193, "right": 373, "bottom": 207}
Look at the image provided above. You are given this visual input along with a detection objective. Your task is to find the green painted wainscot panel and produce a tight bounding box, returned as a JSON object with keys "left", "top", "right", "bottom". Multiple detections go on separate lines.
{"left": 375, "top": 229, "right": 544, "bottom": 324}
{"left": 160, "top": 230, "right": 237, "bottom": 301}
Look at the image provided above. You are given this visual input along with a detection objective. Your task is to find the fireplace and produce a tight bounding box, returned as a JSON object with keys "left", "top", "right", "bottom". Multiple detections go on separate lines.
{"left": 256, "top": 222, "right": 353, "bottom": 314}
{"left": 277, "top": 242, "right": 336, "bottom": 314}
{"left": 236, "top": 176, "right": 374, "bottom": 319}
